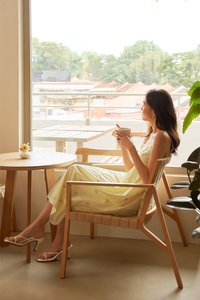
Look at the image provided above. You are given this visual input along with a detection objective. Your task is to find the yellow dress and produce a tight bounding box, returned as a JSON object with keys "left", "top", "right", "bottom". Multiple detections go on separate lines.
{"left": 48, "top": 134, "right": 156, "bottom": 225}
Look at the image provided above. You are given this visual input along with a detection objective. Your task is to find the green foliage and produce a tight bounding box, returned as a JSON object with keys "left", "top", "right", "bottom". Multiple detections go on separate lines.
{"left": 182, "top": 81, "right": 200, "bottom": 133}
{"left": 167, "top": 161, "right": 200, "bottom": 212}
{"left": 32, "top": 38, "right": 200, "bottom": 86}
{"left": 189, "top": 169, "right": 200, "bottom": 191}
{"left": 32, "top": 38, "right": 80, "bottom": 76}
{"left": 183, "top": 162, "right": 200, "bottom": 208}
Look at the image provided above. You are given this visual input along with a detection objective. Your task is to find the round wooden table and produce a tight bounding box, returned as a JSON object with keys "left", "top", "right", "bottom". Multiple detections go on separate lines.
{"left": 0, "top": 151, "right": 76, "bottom": 261}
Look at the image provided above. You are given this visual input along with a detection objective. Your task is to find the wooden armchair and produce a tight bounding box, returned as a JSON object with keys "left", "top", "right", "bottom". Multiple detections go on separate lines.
{"left": 60, "top": 148, "right": 185, "bottom": 288}
{"left": 75, "top": 147, "right": 187, "bottom": 244}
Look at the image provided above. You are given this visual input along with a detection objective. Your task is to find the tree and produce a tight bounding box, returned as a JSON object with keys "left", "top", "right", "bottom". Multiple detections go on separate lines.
{"left": 32, "top": 38, "right": 199, "bottom": 87}
{"left": 32, "top": 38, "right": 80, "bottom": 75}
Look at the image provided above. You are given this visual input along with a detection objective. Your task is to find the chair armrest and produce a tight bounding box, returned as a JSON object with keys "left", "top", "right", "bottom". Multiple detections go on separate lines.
{"left": 76, "top": 147, "right": 121, "bottom": 157}
{"left": 75, "top": 147, "right": 123, "bottom": 169}
{"left": 65, "top": 181, "right": 155, "bottom": 208}
{"left": 72, "top": 161, "right": 125, "bottom": 171}
{"left": 66, "top": 180, "right": 153, "bottom": 188}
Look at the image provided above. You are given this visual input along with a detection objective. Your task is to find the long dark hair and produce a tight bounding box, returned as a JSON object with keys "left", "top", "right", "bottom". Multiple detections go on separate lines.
{"left": 146, "top": 89, "right": 180, "bottom": 154}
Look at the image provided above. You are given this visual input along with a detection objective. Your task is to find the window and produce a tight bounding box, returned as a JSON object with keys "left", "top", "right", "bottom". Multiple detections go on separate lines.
{"left": 31, "top": 0, "right": 200, "bottom": 165}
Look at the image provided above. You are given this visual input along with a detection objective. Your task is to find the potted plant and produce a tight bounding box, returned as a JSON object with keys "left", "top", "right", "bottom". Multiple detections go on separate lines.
{"left": 19, "top": 142, "right": 31, "bottom": 159}
{"left": 182, "top": 80, "right": 200, "bottom": 133}
{"left": 167, "top": 81, "right": 200, "bottom": 238}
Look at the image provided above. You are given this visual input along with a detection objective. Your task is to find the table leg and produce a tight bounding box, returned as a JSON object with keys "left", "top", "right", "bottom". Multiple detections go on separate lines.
{"left": 44, "top": 169, "right": 57, "bottom": 241}
{"left": 0, "top": 170, "right": 16, "bottom": 246}
{"left": 11, "top": 204, "right": 17, "bottom": 232}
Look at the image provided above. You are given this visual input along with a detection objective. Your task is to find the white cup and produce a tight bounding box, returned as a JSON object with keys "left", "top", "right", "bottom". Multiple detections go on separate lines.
{"left": 117, "top": 127, "right": 131, "bottom": 137}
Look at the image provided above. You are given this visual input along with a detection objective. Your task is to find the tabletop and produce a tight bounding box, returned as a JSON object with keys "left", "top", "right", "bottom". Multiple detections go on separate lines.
{"left": 0, "top": 152, "right": 76, "bottom": 171}
{"left": 38, "top": 125, "right": 115, "bottom": 132}
{"left": 32, "top": 125, "right": 115, "bottom": 152}
{"left": 32, "top": 125, "right": 115, "bottom": 143}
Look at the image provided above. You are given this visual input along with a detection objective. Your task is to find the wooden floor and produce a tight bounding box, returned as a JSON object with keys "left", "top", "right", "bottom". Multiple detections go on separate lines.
{"left": 0, "top": 234, "right": 200, "bottom": 300}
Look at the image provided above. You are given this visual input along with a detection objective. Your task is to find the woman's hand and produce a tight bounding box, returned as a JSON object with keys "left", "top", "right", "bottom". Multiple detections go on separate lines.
{"left": 117, "top": 132, "right": 134, "bottom": 150}
{"left": 112, "top": 124, "right": 120, "bottom": 138}
{"left": 112, "top": 129, "right": 118, "bottom": 138}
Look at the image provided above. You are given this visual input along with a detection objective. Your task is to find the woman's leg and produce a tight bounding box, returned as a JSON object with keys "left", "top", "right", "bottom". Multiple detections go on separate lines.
{"left": 37, "top": 218, "right": 65, "bottom": 255}
{"left": 36, "top": 218, "right": 67, "bottom": 261}
{"left": 5, "top": 201, "right": 53, "bottom": 242}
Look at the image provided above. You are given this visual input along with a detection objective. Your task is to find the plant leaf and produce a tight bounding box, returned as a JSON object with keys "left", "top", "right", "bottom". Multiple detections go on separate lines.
{"left": 189, "top": 87, "right": 200, "bottom": 106}
{"left": 189, "top": 169, "right": 200, "bottom": 191}
{"left": 191, "top": 191, "right": 200, "bottom": 209}
{"left": 188, "top": 81, "right": 200, "bottom": 97}
{"left": 166, "top": 197, "right": 195, "bottom": 210}
{"left": 181, "top": 161, "right": 199, "bottom": 171}
{"left": 182, "top": 105, "right": 200, "bottom": 133}
{"left": 183, "top": 81, "right": 200, "bottom": 133}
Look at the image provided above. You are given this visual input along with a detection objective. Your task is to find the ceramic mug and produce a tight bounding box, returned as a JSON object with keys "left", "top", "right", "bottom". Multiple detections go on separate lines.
{"left": 117, "top": 127, "right": 131, "bottom": 137}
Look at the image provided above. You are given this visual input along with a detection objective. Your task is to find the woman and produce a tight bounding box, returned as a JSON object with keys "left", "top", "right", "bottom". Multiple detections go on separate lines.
{"left": 4, "top": 89, "right": 180, "bottom": 262}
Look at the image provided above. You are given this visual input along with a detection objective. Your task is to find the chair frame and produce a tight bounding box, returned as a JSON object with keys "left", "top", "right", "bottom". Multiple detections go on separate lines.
{"left": 75, "top": 147, "right": 187, "bottom": 244}
{"left": 60, "top": 150, "right": 185, "bottom": 288}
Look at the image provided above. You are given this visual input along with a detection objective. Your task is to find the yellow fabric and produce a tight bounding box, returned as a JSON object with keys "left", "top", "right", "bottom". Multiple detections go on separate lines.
{"left": 49, "top": 134, "right": 156, "bottom": 225}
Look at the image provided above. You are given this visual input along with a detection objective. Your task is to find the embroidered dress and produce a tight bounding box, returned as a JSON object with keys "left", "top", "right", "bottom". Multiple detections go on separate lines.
{"left": 49, "top": 134, "right": 156, "bottom": 225}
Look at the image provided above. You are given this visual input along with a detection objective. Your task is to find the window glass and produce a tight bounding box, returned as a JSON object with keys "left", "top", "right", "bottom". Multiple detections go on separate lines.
{"left": 31, "top": 0, "right": 200, "bottom": 165}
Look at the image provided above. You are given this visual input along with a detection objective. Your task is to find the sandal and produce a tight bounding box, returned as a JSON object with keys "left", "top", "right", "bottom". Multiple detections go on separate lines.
{"left": 4, "top": 235, "right": 44, "bottom": 252}
{"left": 36, "top": 244, "right": 72, "bottom": 262}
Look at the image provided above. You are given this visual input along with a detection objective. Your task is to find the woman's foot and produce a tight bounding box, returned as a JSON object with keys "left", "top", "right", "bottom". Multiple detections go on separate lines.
{"left": 36, "top": 245, "right": 72, "bottom": 262}
{"left": 4, "top": 225, "right": 45, "bottom": 251}
{"left": 4, "top": 235, "right": 44, "bottom": 252}
{"left": 36, "top": 249, "right": 63, "bottom": 262}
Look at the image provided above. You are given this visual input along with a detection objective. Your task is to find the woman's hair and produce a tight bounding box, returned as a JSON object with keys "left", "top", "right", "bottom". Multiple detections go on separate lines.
{"left": 146, "top": 89, "right": 180, "bottom": 154}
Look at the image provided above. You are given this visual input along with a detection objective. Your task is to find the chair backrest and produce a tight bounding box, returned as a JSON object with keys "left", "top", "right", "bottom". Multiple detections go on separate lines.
{"left": 148, "top": 157, "right": 171, "bottom": 186}
{"left": 137, "top": 157, "right": 170, "bottom": 221}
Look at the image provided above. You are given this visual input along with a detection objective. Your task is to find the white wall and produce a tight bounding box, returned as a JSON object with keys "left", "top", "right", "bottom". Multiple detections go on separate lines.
{"left": 0, "top": 0, "right": 23, "bottom": 153}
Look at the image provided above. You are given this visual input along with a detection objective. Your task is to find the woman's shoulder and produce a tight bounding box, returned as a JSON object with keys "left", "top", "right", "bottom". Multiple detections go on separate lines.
{"left": 154, "top": 130, "right": 171, "bottom": 143}
{"left": 153, "top": 131, "right": 172, "bottom": 155}
{"left": 146, "top": 130, "right": 169, "bottom": 142}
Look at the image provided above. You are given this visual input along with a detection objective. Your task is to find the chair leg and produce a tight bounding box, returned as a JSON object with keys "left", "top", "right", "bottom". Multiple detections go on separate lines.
{"left": 162, "top": 173, "right": 187, "bottom": 246}
{"left": 60, "top": 218, "right": 71, "bottom": 279}
{"left": 154, "top": 191, "right": 183, "bottom": 288}
{"left": 162, "top": 206, "right": 188, "bottom": 247}
{"left": 140, "top": 220, "right": 183, "bottom": 289}
{"left": 139, "top": 189, "right": 183, "bottom": 289}
{"left": 90, "top": 223, "right": 95, "bottom": 239}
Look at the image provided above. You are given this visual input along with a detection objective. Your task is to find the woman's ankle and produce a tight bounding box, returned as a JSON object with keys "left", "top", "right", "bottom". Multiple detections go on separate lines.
{"left": 21, "top": 226, "right": 45, "bottom": 239}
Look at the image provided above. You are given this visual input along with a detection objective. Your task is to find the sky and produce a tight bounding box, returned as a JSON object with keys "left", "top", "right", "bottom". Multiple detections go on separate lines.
{"left": 31, "top": 0, "right": 200, "bottom": 57}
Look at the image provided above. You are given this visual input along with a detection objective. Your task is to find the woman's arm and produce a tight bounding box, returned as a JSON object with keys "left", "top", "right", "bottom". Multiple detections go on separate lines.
{"left": 113, "top": 128, "right": 134, "bottom": 170}
{"left": 120, "top": 147, "right": 134, "bottom": 171}
{"left": 118, "top": 131, "right": 171, "bottom": 183}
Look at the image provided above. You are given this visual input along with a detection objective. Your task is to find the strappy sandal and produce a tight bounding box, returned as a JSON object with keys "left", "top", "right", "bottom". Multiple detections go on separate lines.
{"left": 4, "top": 235, "right": 44, "bottom": 252}
{"left": 36, "top": 244, "right": 72, "bottom": 262}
